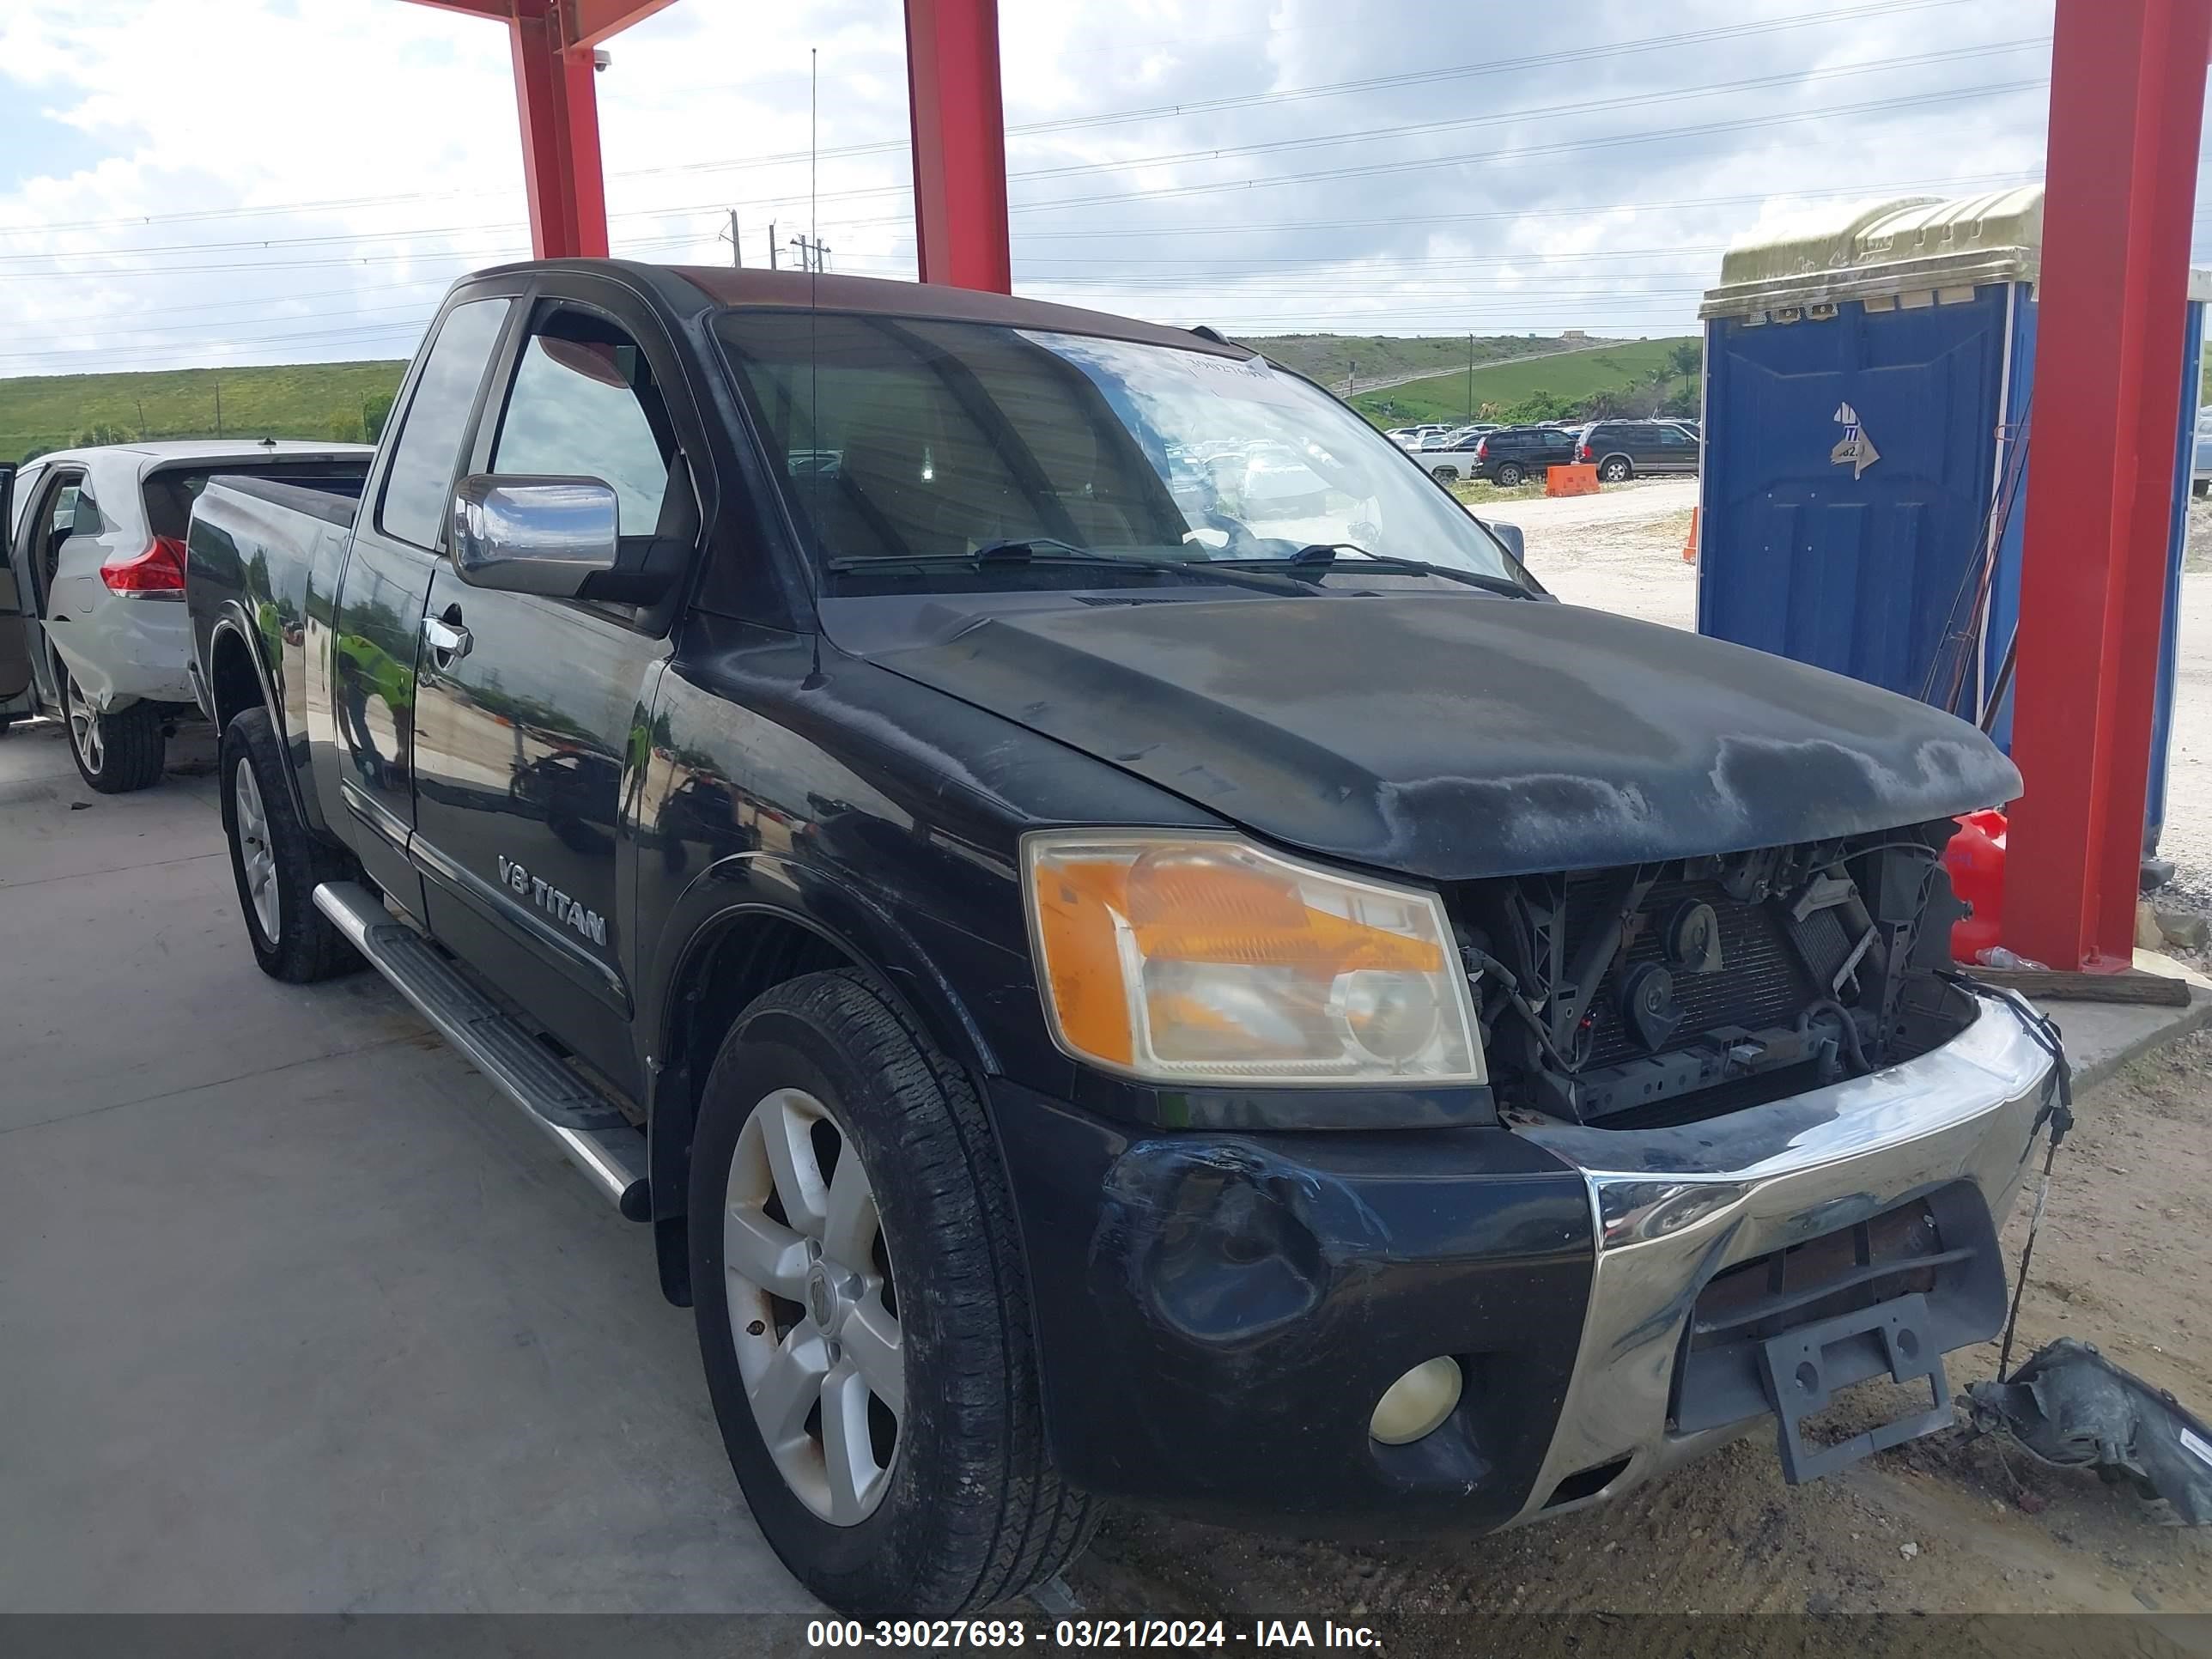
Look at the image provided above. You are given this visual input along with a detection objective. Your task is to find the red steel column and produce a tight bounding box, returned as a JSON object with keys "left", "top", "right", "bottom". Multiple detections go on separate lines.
{"left": 2005, "top": 0, "right": 2210, "bottom": 969}
{"left": 507, "top": 1, "right": 610, "bottom": 258}
{"left": 903, "top": 0, "right": 1012, "bottom": 292}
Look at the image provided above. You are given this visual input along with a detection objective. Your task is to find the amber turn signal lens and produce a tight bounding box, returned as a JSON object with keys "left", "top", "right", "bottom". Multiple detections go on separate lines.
{"left": 1023, "top": 832, "right": 1483, "bottom": 1085}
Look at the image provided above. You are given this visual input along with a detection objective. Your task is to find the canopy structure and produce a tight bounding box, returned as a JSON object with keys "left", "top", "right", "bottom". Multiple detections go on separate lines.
{"left": 400, "top": 0, "right": 1009, "bottom": 289}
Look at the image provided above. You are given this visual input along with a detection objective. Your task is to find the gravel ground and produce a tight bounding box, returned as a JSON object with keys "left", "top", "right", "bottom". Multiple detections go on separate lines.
{"left": 1063, "top": 478, "right": 2212, "bottom": 1634}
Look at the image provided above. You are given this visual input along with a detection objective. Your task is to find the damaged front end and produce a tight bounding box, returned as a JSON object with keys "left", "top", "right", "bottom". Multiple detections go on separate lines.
{"left": 1475, "top": 819, "right": 2064, "bottom": 1515}
{"left": 1453, "top": 817, "right": 1972, "bottom": 1130}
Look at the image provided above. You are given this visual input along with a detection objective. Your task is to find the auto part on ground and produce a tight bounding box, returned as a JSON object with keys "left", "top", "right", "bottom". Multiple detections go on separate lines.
{"left": 1968, "top": 1339, "right": 2212, "bottom": 1525}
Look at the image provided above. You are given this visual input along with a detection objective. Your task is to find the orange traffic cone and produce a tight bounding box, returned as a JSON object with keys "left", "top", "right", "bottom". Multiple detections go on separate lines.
{"left": 1681, "top": 506, "right": 1699, "bottom": 563}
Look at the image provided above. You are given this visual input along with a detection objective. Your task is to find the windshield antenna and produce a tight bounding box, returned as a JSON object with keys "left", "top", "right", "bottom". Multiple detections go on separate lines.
{"left": 805, "top": 44, "right": 824, "bottom": 687}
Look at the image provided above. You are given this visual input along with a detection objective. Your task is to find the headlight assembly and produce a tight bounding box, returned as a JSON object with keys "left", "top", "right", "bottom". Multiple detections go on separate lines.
{"left": 1022, "top": 830, "right": 1485, "bottom": 1087}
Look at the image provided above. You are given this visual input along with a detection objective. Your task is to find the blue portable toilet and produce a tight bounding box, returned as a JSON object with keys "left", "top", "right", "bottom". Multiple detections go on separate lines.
{"left": 1694, "top": 185, "right": 2203, "bottom": 854}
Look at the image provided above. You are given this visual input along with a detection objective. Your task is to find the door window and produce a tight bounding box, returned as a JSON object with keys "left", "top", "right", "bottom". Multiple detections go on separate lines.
{"left": 490, "top": 310, "right": 675, "bottom": 535}
{"left": 379, "top": 297, "right": 513, "bottom": 550}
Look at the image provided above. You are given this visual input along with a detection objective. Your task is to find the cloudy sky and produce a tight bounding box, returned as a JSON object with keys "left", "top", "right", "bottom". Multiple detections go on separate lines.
{"left": 0, "top": 0, "right": 2174, "bottom": 376}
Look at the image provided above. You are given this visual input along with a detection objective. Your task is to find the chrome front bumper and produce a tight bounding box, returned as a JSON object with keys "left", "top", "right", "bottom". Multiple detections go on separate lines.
{"left": 1509, "top": 996, "right": 2055, "bottom": 1521}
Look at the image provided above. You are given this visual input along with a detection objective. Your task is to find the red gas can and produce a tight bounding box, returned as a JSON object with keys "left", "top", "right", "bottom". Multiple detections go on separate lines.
{"left": 1943, "top": 809, "right": 2008, "bottom": 964}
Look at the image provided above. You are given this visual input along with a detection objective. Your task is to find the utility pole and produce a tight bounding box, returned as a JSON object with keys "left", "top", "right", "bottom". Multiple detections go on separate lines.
{"left": 720, "top": 208, "right": 744, "bottom": 268}
{"left": 787, "top": 234, "right": 830, "bottom": 273}
{"left": 134, "top": 398, "right": 146, "bottom": 439}
{"left": 214, "top": 381, "right": 223, "bottom": 438}
{"left": 1465, "top": 334, "right": 1474, "bottom": 421}
{"left": 769, "top": 220, "right": 778, "bottom": 271}
{"left": 1345, "top": 358, "right": 1356, "bottom": 397}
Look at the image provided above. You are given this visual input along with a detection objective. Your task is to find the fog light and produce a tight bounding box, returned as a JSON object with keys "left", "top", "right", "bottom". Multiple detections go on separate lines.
{"left": 1369, "top": 1357, "right": 1462, "bottom": 1444}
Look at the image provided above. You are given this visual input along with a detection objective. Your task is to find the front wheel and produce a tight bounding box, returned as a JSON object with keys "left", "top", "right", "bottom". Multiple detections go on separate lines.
{"left": 690, "top": 970, "right": 1094, "bottom": 1614}
{"left": 1599, "top": 456, "right": 1633, "bottom": 483}
{"left": 61, "top": 660, "right": 164, "bottom": 793}
{"left": 1493, "top": 461, "right": 1526, "bottom": 487}
{"left": 220, "top": 707, "right": 361, "bottom": 982}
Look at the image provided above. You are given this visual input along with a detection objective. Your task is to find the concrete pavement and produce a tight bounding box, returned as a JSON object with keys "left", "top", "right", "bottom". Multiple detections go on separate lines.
{"left": 0, "top": 719, "right": 812, "bottom": 1613}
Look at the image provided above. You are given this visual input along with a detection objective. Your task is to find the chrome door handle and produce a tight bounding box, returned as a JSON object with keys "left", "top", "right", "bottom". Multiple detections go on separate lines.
{"left": 422, "top": 615, "right": 472, "bottom": 659}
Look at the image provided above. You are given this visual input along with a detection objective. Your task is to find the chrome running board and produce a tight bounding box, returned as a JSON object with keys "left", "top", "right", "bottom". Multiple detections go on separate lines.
{"left": 313, "top": 880, "right": 650, "bottom": 1220}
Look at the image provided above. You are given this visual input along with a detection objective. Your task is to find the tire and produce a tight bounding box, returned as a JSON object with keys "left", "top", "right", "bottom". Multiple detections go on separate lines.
{"left": 60, "top": 659, "right": 164, "bottom": 793}
{"left": 1599, "top": 456, "right": 1633, "bottom": 483}
{"left": 1494, "top": 462, "right": 1526, "bottom": 487}
{"left": 1430, "top": 465, "right": 1457, "bottom": 483}
{"left": 219, "top": 707, "right": 362, "bottom": 983}
{"left": 690, "top": 969, "right": 1094, "bottom": 1615}
{"left": 2195, "top": 478, "right": 2209, "bottom": 499}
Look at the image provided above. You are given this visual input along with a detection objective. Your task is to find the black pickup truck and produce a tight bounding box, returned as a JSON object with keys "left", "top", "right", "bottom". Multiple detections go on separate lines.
{"left": 185, "top": 260, "right": 2055, "bottom": 1615}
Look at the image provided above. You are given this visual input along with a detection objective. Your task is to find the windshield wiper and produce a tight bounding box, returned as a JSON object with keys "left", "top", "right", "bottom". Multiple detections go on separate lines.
{"left": 1217, "top": 543, "right": 1538, "bottom": 598}
{"left": 826, "top": 540, "right": 1299, "bottom": 592}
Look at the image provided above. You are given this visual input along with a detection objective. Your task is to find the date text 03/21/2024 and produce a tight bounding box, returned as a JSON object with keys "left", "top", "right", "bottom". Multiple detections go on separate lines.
{"left": 805, "top": 1620, "right": 1383, "bottom": 1650}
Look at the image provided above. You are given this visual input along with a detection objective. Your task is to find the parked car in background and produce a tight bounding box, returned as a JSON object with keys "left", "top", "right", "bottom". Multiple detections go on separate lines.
{"left": 1474, "top": 423, "right": 1579, "bottom": 485}
{"left": 1577, "top": 419, "right": 1701, "bottom": 483}
{"left": 2193, "top": 408, "right": 2211, "bottom": 497}
{"left": 1389, "top": 422, "right": 1454, "bottom": 449}
{"left": 186, "top": 260, "right": 2043, "bottom": 1618}
{"left": 1, "top": 441, "right": 374, "bottom": 789}
{"left": 1419, "top": 422, "right": 1498, "bottom": 452}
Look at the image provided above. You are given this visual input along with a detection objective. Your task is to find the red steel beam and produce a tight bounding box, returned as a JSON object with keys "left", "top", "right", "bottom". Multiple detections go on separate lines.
{"left": 401, "top": 0, "right": 670, "bottom": 259}
{"left": 904, "top": 0, "right": 1012, "bottom": 293}
{"left": 2006, "top": 0, "right": 2212, "bottom": 969}
{"left": 570, "top": 0, "right": 679, "bottom": 49}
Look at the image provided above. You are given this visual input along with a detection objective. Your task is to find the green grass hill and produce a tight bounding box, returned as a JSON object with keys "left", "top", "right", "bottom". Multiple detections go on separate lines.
{"left": 1351, "top": 336, "right": 1701, "bottom": 426}
{"left": 3, "top": 361, "right": 408, "bottom": 463}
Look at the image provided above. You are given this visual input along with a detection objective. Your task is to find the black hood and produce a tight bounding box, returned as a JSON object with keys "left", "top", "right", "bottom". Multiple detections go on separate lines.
{"left": 861, "top": 592, "right": 2019, "bottom": 881}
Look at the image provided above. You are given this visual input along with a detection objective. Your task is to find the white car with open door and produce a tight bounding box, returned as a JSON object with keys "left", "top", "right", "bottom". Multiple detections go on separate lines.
{"left": 1, "top": 441, "right": 373, "bottom": 790}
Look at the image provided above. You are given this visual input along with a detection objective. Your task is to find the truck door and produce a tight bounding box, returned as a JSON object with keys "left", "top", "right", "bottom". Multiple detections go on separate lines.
{"left": 327, "top": 294, "right": 514, "bottom": 913}
{"left": 408, "top": 293, "right": 696, "bottom": 1093}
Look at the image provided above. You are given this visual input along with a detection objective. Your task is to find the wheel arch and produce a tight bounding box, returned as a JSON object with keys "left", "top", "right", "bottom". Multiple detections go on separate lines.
{"left": 208, "top": 609, "right": 327, "bottom": 837}
{"left": 643, "top": 865, "right": 1001, "bottom": 1305}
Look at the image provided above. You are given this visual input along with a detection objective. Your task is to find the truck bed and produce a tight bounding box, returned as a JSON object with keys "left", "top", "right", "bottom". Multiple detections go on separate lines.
{"left": 201, "top": 471, "right": 366, "bottom": 529}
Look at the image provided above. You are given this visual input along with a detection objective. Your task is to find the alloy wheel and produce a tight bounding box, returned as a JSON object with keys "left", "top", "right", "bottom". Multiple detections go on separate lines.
{"left": 64, "top": 672, "right": 103, "bottom": 775}
{"left": 723, "top": 1086, "right": 903, "bottom": 1525}
{"left": 233, "top": 757, "right": 281, "bottom": 941}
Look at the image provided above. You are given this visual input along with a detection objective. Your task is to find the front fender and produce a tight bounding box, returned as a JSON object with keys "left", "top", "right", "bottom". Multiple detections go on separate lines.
{"left": 642, "top": 851, "right": 1001, "bottom": 1224}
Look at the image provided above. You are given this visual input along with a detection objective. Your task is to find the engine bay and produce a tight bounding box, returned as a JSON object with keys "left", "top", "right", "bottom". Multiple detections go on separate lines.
{"left": 1453, "top": 818, "right": 1977, "bottom": 1128}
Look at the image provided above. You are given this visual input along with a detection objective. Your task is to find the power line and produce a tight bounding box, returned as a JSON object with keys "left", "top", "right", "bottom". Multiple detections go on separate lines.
{"left": 0, "top": 37, "right": 2042, "bottom": 273}
{"left": 906, "top": 80, "right": 2056, "bottom": 222}
{"left": 0, "top": 0, "right": 2000, "bottom": 241}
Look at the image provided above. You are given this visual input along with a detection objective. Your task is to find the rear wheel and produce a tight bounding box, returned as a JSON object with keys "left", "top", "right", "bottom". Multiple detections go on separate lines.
{"left": 690, "top": 969, "right": 1094, "bottom": 1614}
{"left": 61, "top": 659, "right": 164, "bottom": 793}
{"left": 220, "top": 707, "right": 361, "bottom": 982}
{"left": 1494, "top": 461, "right": 1526, "bottom": 487}
{"left": 1430, "top": 465, "right": 1457, "bottom": 483}
{"left": 1599, "top": 456, "right": 1633, "bottom": 483}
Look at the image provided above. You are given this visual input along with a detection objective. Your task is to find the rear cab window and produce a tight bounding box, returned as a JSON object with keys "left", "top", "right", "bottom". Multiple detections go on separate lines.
{"left": 379, "top": 297, "right": 514, "bottom": 550}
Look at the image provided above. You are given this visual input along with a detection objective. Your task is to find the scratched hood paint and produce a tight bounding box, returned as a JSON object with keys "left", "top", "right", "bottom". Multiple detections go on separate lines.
{"left": 865, "top": 592, "right": 2021, "bottom": 880}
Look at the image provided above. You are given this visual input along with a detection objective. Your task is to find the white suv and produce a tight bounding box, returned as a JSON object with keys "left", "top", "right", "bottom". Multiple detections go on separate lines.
{"left": 3, "top": 441, "right": 372, "bottom": 790}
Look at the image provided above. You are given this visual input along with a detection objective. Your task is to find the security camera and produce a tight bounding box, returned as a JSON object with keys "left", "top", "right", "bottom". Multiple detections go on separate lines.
{"left": 592, "top": 47, "right": 611, "bottom": 71}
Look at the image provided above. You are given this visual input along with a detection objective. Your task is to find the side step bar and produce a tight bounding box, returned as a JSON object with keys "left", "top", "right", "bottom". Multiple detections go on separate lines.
{"left": 313, "top": 881, "right": 651, "bottom": 1221}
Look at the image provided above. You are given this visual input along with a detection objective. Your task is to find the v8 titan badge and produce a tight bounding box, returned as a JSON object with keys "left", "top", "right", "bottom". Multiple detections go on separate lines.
{"left": 1831, "top": 401, "right": 1881, "bottom": 479}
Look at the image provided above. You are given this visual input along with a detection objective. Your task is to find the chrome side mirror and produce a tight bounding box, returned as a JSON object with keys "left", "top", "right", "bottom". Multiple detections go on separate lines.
{"left": 449, "top": 475, "right": 620, "bottom": 598}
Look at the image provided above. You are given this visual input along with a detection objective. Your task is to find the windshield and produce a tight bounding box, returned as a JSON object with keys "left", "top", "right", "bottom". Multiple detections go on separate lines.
{"left": 714, "top": 310, "right": 1522, "bottom": 587}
